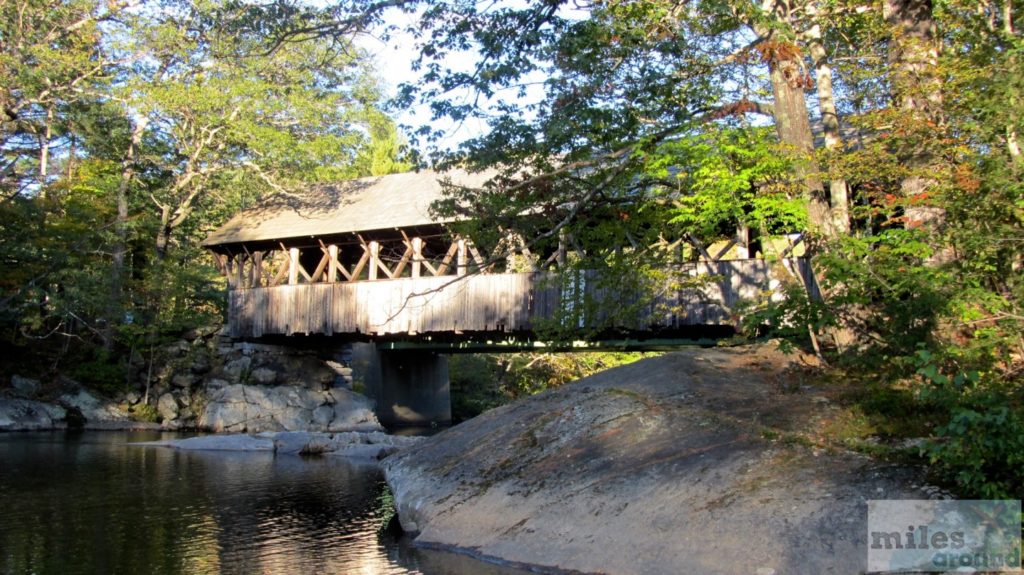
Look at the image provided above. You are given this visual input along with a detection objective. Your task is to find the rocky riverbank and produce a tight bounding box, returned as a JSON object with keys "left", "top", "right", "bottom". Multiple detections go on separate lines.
{"left": 382, "top": 344, "right": 934, "bottom": 575}
{"left": 0, "top": 381, "right": 156, "bottom": 431}
{"left": 0, "top": 326, "right": 381, "bottom": 433}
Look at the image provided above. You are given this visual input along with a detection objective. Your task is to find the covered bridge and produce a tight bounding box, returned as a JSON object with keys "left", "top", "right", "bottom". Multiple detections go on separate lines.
{"left": 203, "top": 170, "right": 815, "bottom": 426}
{"left": 203, "top": 169, "right": 808, "bottom": 343}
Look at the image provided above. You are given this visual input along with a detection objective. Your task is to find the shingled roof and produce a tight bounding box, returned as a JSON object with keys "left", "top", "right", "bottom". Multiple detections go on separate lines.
{"left": 203, "top": 169, "right": 495, "bottom": 247}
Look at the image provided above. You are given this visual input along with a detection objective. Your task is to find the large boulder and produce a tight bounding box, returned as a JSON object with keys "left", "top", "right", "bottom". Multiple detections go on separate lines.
{"left": 0, "top": 398, "right": 66, "bottom": 430}
{"left": 162, "top": 340, "right": 191, "bottom": 357}
{"left": 382, "top": 346, "right": 926, "bottom": 575}
{"left": 157, "top": 392, "right": 179, "bottom": 422}
{"left": 171, "top": 373, "right": 198, "bottom": 389}
{"left": 197, "top": 384, "right": 256, "bottom": 431}
{"left": 326, "top": 388, "right": 380, "bottom": 431}
{"left": 222, "top": 357, "right": 252, "bottom": 383}
{"left": 58, "top": 388, "right": 132, "bottom": 428}
{"left": 10, "top": 375, "right": 41, "bottom": 397}
{"left": 249, "top": 367, "right": 277, "bottom": 385}
{"left": 199, "top": 384, "right": 381, "bottom": 433}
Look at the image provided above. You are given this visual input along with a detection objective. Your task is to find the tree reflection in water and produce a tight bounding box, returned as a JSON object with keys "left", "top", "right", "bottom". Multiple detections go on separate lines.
{"left": 0, "top": 431, "right": 528, "bottom": 575}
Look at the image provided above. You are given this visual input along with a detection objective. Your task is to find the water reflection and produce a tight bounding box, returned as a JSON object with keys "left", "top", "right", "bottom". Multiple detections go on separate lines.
{"left": 0, "top": 432, "right": 528, "bottom": 575}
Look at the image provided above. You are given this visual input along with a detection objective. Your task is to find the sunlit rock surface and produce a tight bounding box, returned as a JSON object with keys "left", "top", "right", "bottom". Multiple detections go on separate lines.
{"left": 383, "top": 345, "right": 925, "bottom": 575}
{"left": 199, "top": 385, "right": 381, "bottom": 433}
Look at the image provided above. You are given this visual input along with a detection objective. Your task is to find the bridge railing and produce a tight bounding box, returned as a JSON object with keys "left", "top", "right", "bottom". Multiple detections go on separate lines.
{"left": 210, "top": 234, "right": 498, "bottom": 291}
{"left": 225, "top": 258, "right": 817, "bottom": 339}
{"left": 211, "top": 230, "right": 810, "bottom": 291}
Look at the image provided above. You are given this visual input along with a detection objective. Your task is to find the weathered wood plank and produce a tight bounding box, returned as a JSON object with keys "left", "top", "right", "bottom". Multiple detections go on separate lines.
{"left": 288, "top": 248, "right": 299, "bottom": 285}
{"left": 369, "top": 241, "right": 380, "bottom": 281}
{"left": 393, "top": 243, "right": 414, "bottom": 278}
{"left": 310, "top": 252, "right": 330, "bottom": 283}
{"left": 328, "top": 245, "right": 340, "bottom": 283}
{"left": 436, "top": 241, "right": 458, "bottom": 276}
{"left": 411, "top": 237, "right": 423, "bottom": 279}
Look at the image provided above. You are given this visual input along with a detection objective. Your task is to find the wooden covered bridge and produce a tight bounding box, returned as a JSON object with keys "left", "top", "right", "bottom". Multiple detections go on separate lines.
{"left": 203, "top": 169, "right": 815, "bottom": 425}
{"left": 204, "top": 170, "right": 814, "bottom": 343}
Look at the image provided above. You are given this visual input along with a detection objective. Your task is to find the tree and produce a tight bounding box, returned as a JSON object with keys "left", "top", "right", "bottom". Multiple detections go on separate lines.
{"left": 316, "top": 0, "right": 1022, "bottom": 495}
{"left": 0, "top": 0, "right": 410, "bottom": 359}
{"left": 367, "top": 0, "right": 873, "bottom": 247}
{"left": 111, "top": 1, "right": 402, "bottom": 260}
{"left": 882, "top": 0, "right": 949, "bottom": 245}
{"left": 0, "top": 0, "right": 135, "bottom": 198}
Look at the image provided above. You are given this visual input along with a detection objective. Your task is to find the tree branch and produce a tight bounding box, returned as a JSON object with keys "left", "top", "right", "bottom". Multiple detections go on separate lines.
{"left": 258, "top": 0, "right": 415, "bottom": 56}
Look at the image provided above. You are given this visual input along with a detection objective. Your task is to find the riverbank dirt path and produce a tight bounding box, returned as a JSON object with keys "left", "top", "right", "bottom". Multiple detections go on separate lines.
{"left": 382, "top": 343, "right": 931, "bottom": 575}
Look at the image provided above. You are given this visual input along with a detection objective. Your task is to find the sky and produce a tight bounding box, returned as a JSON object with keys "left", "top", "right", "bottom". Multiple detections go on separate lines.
{"left": 355, "top": 2, "right": 586, "bottom": 156}
{"left": 357, "top": 8, "right": 496, "bottom": 153}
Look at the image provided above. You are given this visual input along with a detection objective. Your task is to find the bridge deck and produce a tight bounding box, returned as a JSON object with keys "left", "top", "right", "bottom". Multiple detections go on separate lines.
{"left": 226, "top": 259, "right": 815, "bottom": 340}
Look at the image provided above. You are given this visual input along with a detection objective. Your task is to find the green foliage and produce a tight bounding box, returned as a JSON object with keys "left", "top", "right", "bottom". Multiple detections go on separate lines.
{"left": 655, "top": 128, "right": 807, "bottom": 237}
{"left": 69, "top": 348, "right": 128, "bottom": 396}
{"left": 136, "top": 256, "right": 225, "bottom": 332}
{"left": 375, "top": 487, "right": 397, "bottom": 534}
{"left": 0, "top": 0, "right": 410, "bottom": 391}
{"left": 0, "top": 0, "right": 112, "bottom": 194}
{"left": 751, "top": 226, "right": 1022, "bottom": 496}
{"left": 915, "top": 348, "right": 1024, "bottom": 498}
{"left": 449, "top": 354, "right": 507, "bottom": 419}
{"left": 822, "top": 230, "right": 949, "bottom": 358}
{"left": 925, "top": 406, "right": 1024, "bottom": 499}
{"left": 129, "top": 402, "right": 160, "bottom": 423}
{"left": 853, "top": 384, "right": 937, "bottom": 440}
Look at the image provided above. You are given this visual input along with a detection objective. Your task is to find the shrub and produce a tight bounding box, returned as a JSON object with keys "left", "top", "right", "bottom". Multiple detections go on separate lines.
{"left": 130, "top": 403, "right": 160, "bottom": 423}
{"left": 70, "top": 348, "right": 128, "bottom": 396}
{"left": 916, "top": 349, "right": 1024, "bottom": 498}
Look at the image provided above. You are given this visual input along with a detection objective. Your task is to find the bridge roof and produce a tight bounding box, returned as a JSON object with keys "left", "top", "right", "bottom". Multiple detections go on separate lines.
{"left": 203, "top": 169, "right": 495, "bottom": 247}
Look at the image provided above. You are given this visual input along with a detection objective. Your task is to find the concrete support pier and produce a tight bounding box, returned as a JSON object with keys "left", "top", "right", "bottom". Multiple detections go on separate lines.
{"left": 350, "top": 343, "right": 451, "bottom": 427}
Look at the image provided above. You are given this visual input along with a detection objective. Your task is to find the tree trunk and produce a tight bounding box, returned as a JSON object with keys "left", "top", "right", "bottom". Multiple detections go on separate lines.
{"left": 153, "top": 170, "right": 204, "bottom": 261}
{"left": 38, "top": 105, "right": 53, "bottom": 189}
{"left": 884, "top": 0, "right": 942, "bottom": 120}
{"left": 766, "top": 48, "right": 835, "bottom": 238}
{"left": 155, "top": 205, "right": 172, "bottom": 261}
{"left": 106, "top": 117, "right": 147, "bottom": 348}
{"left": 66, "top": 133, "right": 76, "bottom": 180}
{"left": 1009, "top": 125, "right": 1022, "bottom": 165}
{"left": 154, "top": 195, "right": 199, "bottom": 261}
{"left": 1003, "top": 6, "right": 1021, "bottom": 166}
{"left": 883, "top": 0, "right": 947, "bottom": 238}
{"left": 805, "top": 16, "right": 850, "bottom": 234}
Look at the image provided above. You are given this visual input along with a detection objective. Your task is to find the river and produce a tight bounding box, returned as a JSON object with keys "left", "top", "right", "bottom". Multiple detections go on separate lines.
{"left": 0, "top": 431, "right": 529, "bottom": 575}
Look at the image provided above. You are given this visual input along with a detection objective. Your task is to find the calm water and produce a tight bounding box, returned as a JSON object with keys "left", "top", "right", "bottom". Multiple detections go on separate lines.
{"left": 0, "top": 431, "right": 528, "bottom": 575}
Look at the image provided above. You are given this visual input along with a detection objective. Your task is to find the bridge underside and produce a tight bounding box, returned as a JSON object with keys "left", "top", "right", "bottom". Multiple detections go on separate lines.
{"left": 246, "top": 329, "right": 735, "bottom": 353}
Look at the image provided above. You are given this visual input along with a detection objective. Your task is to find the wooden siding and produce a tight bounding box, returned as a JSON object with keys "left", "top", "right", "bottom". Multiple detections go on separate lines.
{"left": 226, "top": 258, "right": 817, "bottom": 339}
